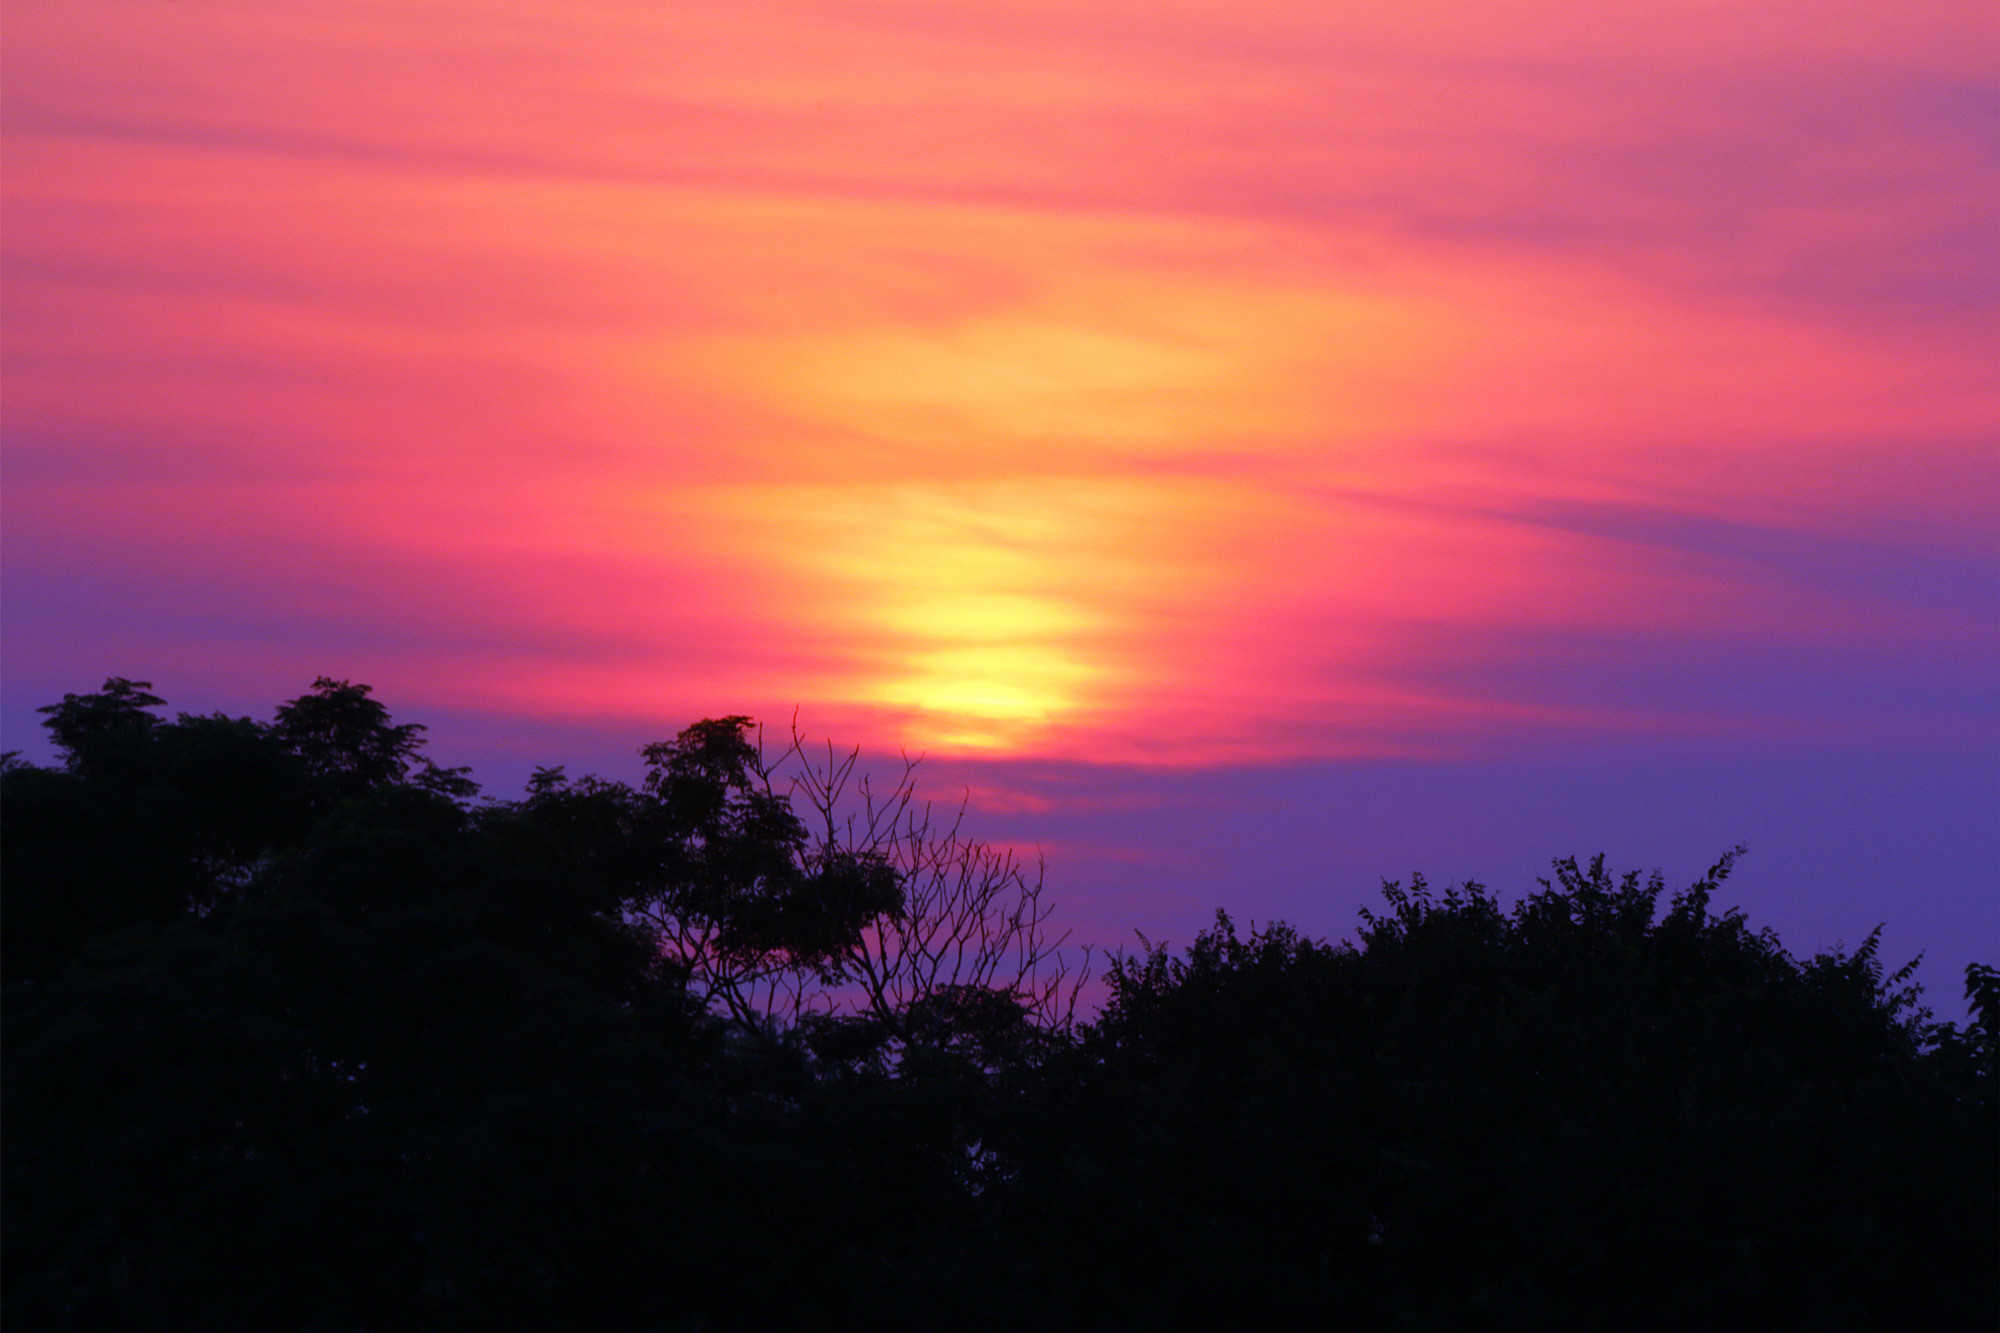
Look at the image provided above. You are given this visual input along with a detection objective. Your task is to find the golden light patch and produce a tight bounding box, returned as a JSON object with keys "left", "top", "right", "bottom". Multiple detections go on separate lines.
{"left": 664, "top": 473, "right": 1282, "bottom": 754}
{"left": 695, "top": 280, "right": 1454, "bottom": 470}
{"left": 880, "top": 593, "right": 1089, "bottom": 644}
{"left": 587, "top": 224, "right": 1466, "bottom": 756}
{"left": 891, "top": 642, "right": 1102, "bottom": 744}
{"left": 783, "top": 317, "right": 1277, "bottom": 452}
{"left": 769, "top": 488, "right": 1116, "bottom": 747}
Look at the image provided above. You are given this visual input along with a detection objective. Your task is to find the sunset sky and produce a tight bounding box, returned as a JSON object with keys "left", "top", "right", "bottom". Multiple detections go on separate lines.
{"left": 6, "top": 0, "right": 1995, "bottom": 975}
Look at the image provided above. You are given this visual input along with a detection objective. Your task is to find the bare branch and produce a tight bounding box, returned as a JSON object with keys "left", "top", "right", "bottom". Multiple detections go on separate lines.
{"left": 634, "top": 715, "right": 1091, "bottom": 1054}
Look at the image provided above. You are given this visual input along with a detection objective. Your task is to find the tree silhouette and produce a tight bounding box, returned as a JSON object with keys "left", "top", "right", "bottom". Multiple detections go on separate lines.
{"left": 628, "top": 718, "right": 1085, "bottom": 1059}
{"left": 274, "top": 677, "right": 477, "bottom": 804}
{"left": 3, "top": 678, "right": 1992, "bottom": 1330}
{"left": 990, "top": 853, "right": 1996, "bottom": 1329}
{"left": 34, "top": 676, "right": 167, "bottom": 774}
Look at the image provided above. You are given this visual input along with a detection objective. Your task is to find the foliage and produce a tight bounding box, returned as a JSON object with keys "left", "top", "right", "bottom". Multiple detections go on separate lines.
{"left": 274, "top": 677, "right": 478, "bottom": 803}
{"left": 3, "top": 679, "right": 1082, "bottom": 1328}
{"left": 4, "top": 679, "right": 1992, "bottom": 1330}
{"left": 991, "top": 853, "right": 1996, "bottom": 1329}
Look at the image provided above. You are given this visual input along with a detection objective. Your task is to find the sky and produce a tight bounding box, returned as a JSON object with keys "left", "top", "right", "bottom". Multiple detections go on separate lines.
{"left": 5, "top": 0, "right": 1996, "bottom": 984}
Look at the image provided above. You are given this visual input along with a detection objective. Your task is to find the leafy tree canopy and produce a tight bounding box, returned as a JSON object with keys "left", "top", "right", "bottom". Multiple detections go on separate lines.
{"left": 3, "top": 678, "right": 1991, "bottom": 1331}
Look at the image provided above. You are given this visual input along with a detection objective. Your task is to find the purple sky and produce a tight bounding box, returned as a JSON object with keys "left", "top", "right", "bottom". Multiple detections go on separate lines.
{"left": 6, "top": 0, "right": 1995, "bottom": 993}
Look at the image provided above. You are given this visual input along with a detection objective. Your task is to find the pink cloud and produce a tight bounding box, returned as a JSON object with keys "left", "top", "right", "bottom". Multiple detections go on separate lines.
{"left": 5, "top": 0, "right": 1992, "bottom": 766}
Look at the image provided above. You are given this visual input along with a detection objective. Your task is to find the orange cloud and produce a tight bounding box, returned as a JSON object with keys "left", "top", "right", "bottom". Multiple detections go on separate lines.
{"left": 6, "top": 0, "right": 1992, "bottom": 764}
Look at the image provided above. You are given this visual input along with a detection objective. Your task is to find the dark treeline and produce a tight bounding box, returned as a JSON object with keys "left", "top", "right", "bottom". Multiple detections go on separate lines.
{"left": 5, "top": 678, "right": 1994, "bottom": 1330}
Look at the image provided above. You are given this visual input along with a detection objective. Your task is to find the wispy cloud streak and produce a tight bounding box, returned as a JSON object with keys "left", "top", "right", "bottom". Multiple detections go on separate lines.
{"left": 4, "top": 0, "right": 1994, "bottom": 764}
